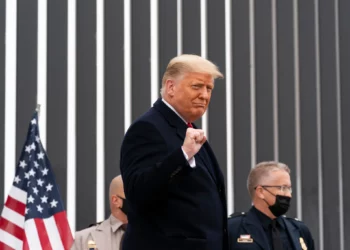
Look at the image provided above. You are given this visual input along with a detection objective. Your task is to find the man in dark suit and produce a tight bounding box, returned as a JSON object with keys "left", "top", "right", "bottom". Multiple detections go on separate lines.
{"left": 228, "top": 161, "right": 315, "bottom": 250}
{"left": 120, "top": 54, "right": 228, "bottom": 250}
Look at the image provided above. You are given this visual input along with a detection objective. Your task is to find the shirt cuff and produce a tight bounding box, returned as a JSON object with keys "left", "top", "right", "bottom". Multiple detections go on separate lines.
{"left": 181, "top": 147, "right": 196, "bottom": 168}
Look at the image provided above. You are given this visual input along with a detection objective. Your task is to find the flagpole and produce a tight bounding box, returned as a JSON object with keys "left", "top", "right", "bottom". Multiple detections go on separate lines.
{"left": 36, "top": 104, "right": 41, "bottom": 116}
{"left": 0, "top": 109, "right": 74, "bottom": 249}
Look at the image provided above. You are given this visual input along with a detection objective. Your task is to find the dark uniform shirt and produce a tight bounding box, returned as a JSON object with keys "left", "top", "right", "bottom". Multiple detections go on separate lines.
{"left": 252, "top": 206, "right": 293, "bottom": 250}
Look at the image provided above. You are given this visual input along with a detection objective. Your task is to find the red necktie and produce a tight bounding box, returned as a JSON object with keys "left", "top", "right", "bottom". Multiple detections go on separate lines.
{"left": 187, "top": 122, "right": 193, "bottom": 128}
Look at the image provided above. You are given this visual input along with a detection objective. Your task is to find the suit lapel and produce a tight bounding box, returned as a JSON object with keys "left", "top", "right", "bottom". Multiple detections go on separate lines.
{"left": 242, "top": 209, "right": 271, "bottom": 250}
{"left": 283, "top": 217, "right": 302, "bottom": 250}
{"left": 203, "top": 142, "right": 224, "bottom": 184}
{"left": 153, "top": 98, "right": 187, "bottom": 136}
{"left": 176, "top": 127, "right": 186, "bottom": 141}
{"left": 153, "top": 99, "right": 219, "bottom": 184}
{"left": 195, "top": 146, "right": 218, "bottom": 183}
{"left": 152, "top": 99, "right": 188, "bottom": 145}
{"left": 191, "top": 123, "right": 222, "bottom": 185}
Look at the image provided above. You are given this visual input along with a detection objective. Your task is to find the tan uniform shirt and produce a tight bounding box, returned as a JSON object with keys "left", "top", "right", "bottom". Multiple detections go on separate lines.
{"left": 71, "top": 215, "right": 125, "bottom": 250}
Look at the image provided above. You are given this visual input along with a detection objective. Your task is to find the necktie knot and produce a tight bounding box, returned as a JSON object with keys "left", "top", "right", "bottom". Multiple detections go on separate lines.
{"left": 187, "top": 122, "right": 193, "bottom": 128}
{"left": 271, "top": 219, "right": 278, "bottom": 229}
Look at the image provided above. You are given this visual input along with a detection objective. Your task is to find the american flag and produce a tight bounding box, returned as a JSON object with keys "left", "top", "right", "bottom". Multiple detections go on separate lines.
{"left": 0, "top": 111, "right": 73, "bottom": 250}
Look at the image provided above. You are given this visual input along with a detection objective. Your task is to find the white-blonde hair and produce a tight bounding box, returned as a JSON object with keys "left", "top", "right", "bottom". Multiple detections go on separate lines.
{"left": 247, "top": 161, "right": 290, "bottom": 198}
{"left": 160, "top": 54, "right": 223, "bottom": 96}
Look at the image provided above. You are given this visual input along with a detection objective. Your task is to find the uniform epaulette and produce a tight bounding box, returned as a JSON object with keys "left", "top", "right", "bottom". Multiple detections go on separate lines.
{"left": 228, "top": 212, "right": 246, "bottom": 218}
{"left": 88, "top": 221, "right": 103, "bottom": 228}
{"left": 283, "top": 216, "right": 307, "bottom": 227}
{"left": 283, "top": 215, "right": 300, "bottom": 221}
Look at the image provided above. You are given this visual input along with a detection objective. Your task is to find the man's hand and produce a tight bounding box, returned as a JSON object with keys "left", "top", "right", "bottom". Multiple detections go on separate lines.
{"left": 182, "top": 128, "right": 207, "bottom": 159}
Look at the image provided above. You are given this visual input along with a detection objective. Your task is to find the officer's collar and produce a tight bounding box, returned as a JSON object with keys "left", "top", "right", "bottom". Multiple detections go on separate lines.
{"left": 252, "top": 206, "right": 285, "bottom": 230}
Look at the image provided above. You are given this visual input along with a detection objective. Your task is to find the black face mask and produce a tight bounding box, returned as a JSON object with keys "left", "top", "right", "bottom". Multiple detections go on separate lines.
{"left": 263, "top": 188, "right": 291, "bottom": 217}
{"left": 119, "top": 197, "right": 129, "bottom": 215}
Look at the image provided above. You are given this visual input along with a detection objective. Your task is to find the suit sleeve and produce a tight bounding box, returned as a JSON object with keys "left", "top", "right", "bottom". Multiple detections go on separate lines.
{"left": 120, "top": 121, "right": 190, "bottom": 211}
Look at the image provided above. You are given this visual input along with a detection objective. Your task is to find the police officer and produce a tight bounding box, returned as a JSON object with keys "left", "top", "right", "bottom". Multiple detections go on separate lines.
{"left": 228, "top": 161, "right": 314, "bottom": 250}
{"left": 71, "top": 175, "right": 128, "bottom": 250}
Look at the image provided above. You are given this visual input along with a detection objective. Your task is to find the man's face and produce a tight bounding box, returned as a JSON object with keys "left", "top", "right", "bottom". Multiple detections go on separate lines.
{"left": 111, "top": 194, "right": 125, "bottom": 209}
{"left": 167, "top": 72, "right": 214, "bottom": 122}
{"left": 111, "top": 194, "right": 128, "bottom": 222}
{"left": 259, "top": 170, "right": 292, "bottom": 205}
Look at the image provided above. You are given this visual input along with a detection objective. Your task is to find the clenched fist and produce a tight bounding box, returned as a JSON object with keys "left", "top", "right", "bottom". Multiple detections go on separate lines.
{"left": 182, "top": 128, "right": 207, "bottom": 159}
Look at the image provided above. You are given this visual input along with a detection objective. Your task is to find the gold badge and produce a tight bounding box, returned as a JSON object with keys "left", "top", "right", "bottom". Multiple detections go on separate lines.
{"left": 88, "top": 240, "right": 97, "bottom": 249}
{"left": 237, "top": 234, "right": 253, "bottom": 243}
{"left": 299, "top": 237, "right": 308, "bottom": 250}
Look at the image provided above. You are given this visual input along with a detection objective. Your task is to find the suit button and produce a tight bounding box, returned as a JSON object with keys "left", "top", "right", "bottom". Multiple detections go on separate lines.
{"left": 218, "top": 187, "right": 222, "bottom": 193}
{"left": 223, "top": 228, "right": 227, "bottom": 234}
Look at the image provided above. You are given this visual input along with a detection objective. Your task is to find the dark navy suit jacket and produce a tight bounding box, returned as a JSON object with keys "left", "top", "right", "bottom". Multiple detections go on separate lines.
{"left": 228, "top": 207, "right": 315, "bottom": 250}
{"left": 120, "top": 98, "right": 228, "bottom": 250}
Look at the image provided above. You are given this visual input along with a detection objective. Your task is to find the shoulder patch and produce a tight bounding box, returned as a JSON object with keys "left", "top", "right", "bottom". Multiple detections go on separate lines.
{"left": 229, "top": 212, "right": 246, "bottom": 218}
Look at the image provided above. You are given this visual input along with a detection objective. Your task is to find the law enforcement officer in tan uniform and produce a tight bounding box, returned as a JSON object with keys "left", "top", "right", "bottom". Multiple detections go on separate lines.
{"left": 71, "top": 175, "right": 128, "bottom": 250}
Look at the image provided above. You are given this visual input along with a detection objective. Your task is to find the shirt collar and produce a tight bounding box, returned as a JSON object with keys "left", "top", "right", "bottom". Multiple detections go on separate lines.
{"left": 276, "top": 216, "right": 285, "bottom": 229}
{"left": 252, "top": 206, "right": 286, "bottom": 230}
{"left": 109, "top": 214, "right": 125, "bottom": 233}
{"left": 162, "top": 98, "right": 187, "bottom": 124}
{"left": 252, "top": 206, "right": 273, "bottom": 230}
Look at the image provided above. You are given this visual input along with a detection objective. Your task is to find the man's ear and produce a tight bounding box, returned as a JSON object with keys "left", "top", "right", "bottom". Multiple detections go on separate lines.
{"left": 255, "top": 186, "right": 265, "bottom": 200}
{"left": 111, "top": 195, "right": 120, "bottom": 208}
{"left": 166, "top": 79, "right": 176, "bottom": 97}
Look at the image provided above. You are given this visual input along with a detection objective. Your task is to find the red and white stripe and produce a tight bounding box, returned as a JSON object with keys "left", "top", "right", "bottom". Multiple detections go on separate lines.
{"left": 0, "top": 186, "right": 73, "bottom": 250}
{"left": 0, "top": 186, "right": 26, "bottom": 250}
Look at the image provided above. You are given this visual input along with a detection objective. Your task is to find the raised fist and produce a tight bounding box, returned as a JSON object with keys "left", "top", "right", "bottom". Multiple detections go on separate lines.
{"left": 182, "top": 128, "right": 207, "bottom": 159}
